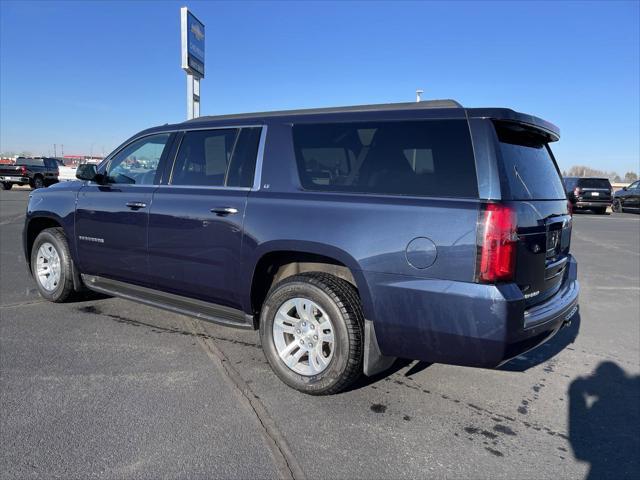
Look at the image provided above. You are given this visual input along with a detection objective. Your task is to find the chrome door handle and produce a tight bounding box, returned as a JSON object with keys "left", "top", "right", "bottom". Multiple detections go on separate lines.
{"left": 210, "top": 207, "right": 238, "bottom": 216}
{"left": 126, "top": 202, "right": 147, "bottom": 210}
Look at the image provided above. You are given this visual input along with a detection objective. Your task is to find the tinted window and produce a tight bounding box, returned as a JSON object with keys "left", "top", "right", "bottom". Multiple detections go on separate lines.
{"left": 16, "top": 158, "right": 44, "bottom": 167}
{"left": 577, "top": 178, "right": 611, "bottom": 189}
{"left": 170, "top": 128, "right": 260, "bottom": 187}
{"left": 292, "top": 120, "right": 478, "bottom": 198}
{"left": 107, "top": 134, "right": 170, "bottom": 185}
{"left": 226, "top": 127, "right": 261, "bottom": 187}
{"left": 494, "top": 122, "right": 565, "bottom": 200}
{"left": 172, "top": 129, "right": 237, "bottom": 186}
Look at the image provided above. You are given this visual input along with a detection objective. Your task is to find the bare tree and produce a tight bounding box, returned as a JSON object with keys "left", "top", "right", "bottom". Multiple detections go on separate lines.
{"left": 624, "top": 171, "right": 638, "bottom": 182}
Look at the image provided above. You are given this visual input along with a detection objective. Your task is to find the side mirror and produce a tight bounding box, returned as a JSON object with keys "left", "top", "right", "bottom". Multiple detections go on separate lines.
{"left": 76, "top": 164, "right": 102, "bottom": 182}
{"left": 622, "top": 186, "right": 628, "bottom": 191}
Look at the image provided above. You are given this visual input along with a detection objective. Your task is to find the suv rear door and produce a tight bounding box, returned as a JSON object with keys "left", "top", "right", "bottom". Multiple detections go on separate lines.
{"left": 493, "top": 121, "right": 572, "bottom": 308}
{"left": 147, "top": 126, "right": 262, "bottom": 310}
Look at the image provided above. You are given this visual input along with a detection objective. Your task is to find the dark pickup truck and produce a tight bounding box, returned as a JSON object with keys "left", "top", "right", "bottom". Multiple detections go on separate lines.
{"left": 0, "top": 157, "right": 59, "bottom": 190}
{"left": 23, "top": 100, "right": 579, "bottom": 394}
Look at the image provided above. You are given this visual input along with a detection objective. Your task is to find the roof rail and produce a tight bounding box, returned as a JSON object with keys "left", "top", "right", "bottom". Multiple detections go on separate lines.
{"left": 184, "top": 99, "right": 463, "bottom": 123}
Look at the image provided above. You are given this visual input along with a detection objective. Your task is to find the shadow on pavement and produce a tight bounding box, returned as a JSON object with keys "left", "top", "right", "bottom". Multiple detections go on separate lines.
{"left": 500, "top": 312, "right": 581, "bottom": 372}
{"left": 569, "top": 361, "right": 640, "bottom": 479}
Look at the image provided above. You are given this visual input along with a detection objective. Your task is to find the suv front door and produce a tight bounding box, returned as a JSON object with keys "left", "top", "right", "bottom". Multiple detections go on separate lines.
{"left": 626, "top": 181, "right": 640, "bottom": 209}
{"left": 147, "top": 126, "right": 262, "bottom": 309}
{"left": 75, "top": 133, "right": 174, "bottom": 284}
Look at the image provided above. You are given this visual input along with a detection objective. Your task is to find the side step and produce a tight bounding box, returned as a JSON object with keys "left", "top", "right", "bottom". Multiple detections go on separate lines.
{"left": 82, "top": 274, "right": 255, "bottom": 330}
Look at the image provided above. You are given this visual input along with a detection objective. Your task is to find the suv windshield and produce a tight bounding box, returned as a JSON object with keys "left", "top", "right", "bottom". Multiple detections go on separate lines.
{"left": 494, "top": 121, "right": 565, "bottom": 200}
{"left": 577, "top": 178, "right": 611, "bottom": 189}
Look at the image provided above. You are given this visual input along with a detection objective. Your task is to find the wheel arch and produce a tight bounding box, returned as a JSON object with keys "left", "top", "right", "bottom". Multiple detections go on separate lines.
{"left": 25, "top": 216, "right": 63, "bottom": 263}
{"left": 24, "top": 215, "right": 83, "bottom": 291}
{"left": 248, "top": 243, "right": 374, "bottom": 323}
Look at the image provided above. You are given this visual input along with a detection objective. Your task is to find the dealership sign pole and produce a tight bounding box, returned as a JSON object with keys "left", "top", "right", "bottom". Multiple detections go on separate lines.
{"left": 181, "top": 7, "right": 205, "bottom": 120}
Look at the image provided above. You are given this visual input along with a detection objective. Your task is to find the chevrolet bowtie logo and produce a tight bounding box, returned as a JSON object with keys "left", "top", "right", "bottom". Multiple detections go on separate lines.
{"left": 191, "top": 23, "right": 204, "bottom": 41}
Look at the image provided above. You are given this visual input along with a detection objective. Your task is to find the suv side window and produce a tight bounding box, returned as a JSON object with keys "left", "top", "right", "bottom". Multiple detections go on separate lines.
{"left": 292, "top": 120, "right": 478, "bottom": 198}
{"left": 107, "top": 133, "right": 171, "bottom": 185}
{"left": 170, "top": 127, "right": 261, "bottom": 187}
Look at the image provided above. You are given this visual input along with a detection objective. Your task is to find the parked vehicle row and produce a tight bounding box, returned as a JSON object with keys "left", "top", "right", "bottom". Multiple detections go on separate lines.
{"left": 24, "top": 100, "right": 579, "bottom": 394}
{"left": 0, "top": 157, "right": 59, "bottom": 190}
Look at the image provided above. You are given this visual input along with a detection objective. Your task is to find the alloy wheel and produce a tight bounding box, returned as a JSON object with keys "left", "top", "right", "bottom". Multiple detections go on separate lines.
{"left": 36, "top": 242, "right": 61, "bottom": 291}
{"left": 272, "top": 297, "right": 335, "bottom": 376}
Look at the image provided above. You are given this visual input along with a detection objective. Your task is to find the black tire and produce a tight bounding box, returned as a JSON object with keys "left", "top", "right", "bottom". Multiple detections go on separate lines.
{"left": 595, "top": 207, "right": 607, "bottom": 215}
{"left": 30, "top": 227, "right": 75, "bottom": 302}
{"left": 1, "top": 182, "right": 12, "bottom": 190}
{"left": 259, "top": 272, "right": 363, "bottom": 395}
{"left": 612, "top": 200, "right": 623, "bottom": 213}
{"left": 32, "top": 175, "right": 45, "bottom": 189}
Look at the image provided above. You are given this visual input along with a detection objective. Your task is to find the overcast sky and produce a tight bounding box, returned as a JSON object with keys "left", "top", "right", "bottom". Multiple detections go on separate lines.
{"left": 1, "top": 0, "right": 638, "bottom": 174}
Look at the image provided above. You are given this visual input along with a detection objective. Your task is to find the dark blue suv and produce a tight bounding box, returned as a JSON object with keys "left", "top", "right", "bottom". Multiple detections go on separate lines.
{"left": 24, "top": 100, "right": 579, "bottom": 394}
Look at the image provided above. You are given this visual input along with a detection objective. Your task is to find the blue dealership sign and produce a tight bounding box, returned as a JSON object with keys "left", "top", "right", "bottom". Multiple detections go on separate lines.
{"left": 181, "top": 8, "right": 205, "bottom": 77}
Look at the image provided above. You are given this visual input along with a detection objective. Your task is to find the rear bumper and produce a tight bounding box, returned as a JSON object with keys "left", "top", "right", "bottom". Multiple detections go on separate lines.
{"left": 0, "top": 176, "right": 29, "bottom": 184}
{"left": 364, "top": 255, "right": 579, "bottom": 368}
{"left": 574, "top": 200, "right": 611, "bottom": 208}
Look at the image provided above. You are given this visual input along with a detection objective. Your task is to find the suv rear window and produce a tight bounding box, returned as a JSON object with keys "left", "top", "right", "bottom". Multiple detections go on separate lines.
{"left": 494, "top": 121, "right": 565, "bottom": 200}
{"left": 292, "top": 120, "right": 478, "bottom": 198}
{"left": 577, "top": 178, "right": 611, "bottom": 189}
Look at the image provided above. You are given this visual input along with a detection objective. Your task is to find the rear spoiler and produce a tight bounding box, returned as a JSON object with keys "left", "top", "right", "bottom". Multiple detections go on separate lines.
{"left": 467, "top": 108, "right": 560, "bottom": 142}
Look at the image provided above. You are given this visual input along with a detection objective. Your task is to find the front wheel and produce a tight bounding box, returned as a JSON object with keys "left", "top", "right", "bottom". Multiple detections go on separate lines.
{"left": 260, "top": 272, "right": 364, "bottom": 395}
{"left": 595, "top": 207, "right": 608, "bottom": 215}
{"left": 30, "top": 228, "right": 75, "bottom": 302}
{"left": 1, "top": 182, "right": 12, "bottom": 190}
{"left": 612, "top": 199, "right": 623, "bottom": 213}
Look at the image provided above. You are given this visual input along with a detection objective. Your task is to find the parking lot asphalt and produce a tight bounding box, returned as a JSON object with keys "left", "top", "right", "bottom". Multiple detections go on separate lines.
{"left": 1, "top": 188, "right": 639, "bottom": 480}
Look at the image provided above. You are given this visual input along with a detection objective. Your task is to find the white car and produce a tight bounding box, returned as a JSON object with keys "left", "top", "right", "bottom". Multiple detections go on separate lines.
{"left": 57, "top": 164, "right": 78, "bottom": 181}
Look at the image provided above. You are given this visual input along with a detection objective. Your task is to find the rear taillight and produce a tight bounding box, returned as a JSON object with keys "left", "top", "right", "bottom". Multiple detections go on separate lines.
{"left": 477, "top": 203, "right": 517, "bottom": 283}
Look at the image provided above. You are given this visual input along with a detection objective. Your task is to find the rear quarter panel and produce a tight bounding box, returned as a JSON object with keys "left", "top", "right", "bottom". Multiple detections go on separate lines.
{"left": 242, "top": 122, "right": 480, "bottom": 321}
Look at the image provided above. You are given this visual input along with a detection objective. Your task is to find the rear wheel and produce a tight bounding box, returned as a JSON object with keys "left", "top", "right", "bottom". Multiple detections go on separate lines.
{"left": 595, "top": 207, "right": 607, "bottom": 215}
{"left": 1, "top": 182, "right": 12, "bottom": 190}
{"left": 32, "top": 176, "right": 45, "bottom": 189}
{"left": 30, "top": 228, "right": 75, "bottom": 302}
{"left": 259, "top": 272, "right": 363, "bottom": 395}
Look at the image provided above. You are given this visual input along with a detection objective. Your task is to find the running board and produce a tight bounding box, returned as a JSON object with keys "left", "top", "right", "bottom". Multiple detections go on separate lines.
{"left": 81, "top": 274, "right": 255, "bottom": 330}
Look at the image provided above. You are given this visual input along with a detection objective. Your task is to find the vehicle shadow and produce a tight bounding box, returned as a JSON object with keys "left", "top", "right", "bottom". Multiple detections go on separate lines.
{"left": 344, "top": 358, "right": 427, "bottom": 392}
{"left": 569, "top": 361, "right": 640, "bottom": 479}
{"left": 499, "top": 312, "right": 581, "bottom": 372}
